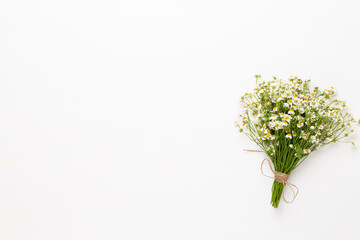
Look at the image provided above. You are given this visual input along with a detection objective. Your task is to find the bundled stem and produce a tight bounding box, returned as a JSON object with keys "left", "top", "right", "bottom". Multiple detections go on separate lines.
{"left": 271, "top": 181, "right": 284, "bottom": 208}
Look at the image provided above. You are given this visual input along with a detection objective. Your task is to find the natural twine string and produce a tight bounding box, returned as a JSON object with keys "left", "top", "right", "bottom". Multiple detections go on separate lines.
{"left": 243, "top": 149, "right": 299, "bottom": 203}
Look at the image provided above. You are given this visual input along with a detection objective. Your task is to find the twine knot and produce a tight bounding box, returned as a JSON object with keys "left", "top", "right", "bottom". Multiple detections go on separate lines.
{"left": 274, "top": 171, "right": 289, "bottom": 184}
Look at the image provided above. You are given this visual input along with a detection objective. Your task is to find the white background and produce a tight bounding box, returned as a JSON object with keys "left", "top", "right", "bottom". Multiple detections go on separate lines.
{"left": 1, "top": 0, "right": 360, "bottom": 239}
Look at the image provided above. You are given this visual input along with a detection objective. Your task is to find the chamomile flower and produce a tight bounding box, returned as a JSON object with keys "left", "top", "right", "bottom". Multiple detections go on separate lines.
{"left": 329, "top": 111, "right": 335, "bottom": 117}
{"left": 270, "top": 114, "right": 278, "bottom": 120}
{"left": 285, "top": 133, "right": 292, "bottom": 139}
{"left": 303, "top": 148, "right": 311, "bottom": 154}
{"left": 264, "top": 133, "right": 271, "bottom": 139}
{"left": 297, "top": 122, "right": 304, "bottom": 128}
{"left": 283, "top": 114, "right": 291, "bottom": 123}
{"left": 281, "top": 121, "right": 288, "bottom": 127}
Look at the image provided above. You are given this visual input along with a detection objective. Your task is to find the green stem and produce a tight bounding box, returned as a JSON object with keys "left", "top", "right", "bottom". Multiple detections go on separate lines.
{"left": 271, "top": 181, "right": 284, "bottom": 208}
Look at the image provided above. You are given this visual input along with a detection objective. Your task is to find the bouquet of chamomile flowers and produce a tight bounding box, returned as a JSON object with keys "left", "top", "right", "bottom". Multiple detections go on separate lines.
{"left": 235, "top": 75, "right": 358, "bottom": 208}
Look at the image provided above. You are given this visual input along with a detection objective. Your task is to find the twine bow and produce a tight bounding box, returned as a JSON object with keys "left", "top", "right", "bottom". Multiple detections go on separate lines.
{"left": 243, "top": 149, "right": 299, "bottom": 203}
